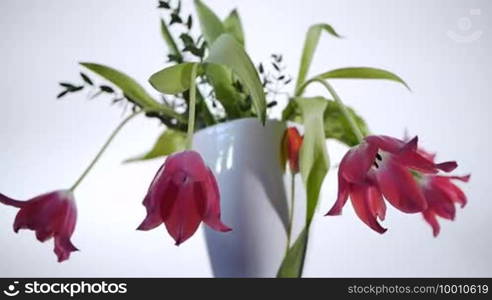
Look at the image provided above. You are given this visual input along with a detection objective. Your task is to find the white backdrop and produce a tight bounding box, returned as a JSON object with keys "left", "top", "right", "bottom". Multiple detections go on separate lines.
{"left": 0, "top": 0, "right": 490, "bottom": 277}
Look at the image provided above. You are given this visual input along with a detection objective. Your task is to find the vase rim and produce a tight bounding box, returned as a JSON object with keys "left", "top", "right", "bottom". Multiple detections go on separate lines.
{"left": 195, "top": 117, "right": 284, "bottom": 136}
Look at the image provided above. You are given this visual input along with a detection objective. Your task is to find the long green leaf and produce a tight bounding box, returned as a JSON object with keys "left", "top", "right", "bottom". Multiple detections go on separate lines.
{"left": 277, "top": 228, "right": 308, "bottom": 278}
{"left": 223, "top": 9, "right": 245, "bottom": 46}
{"left": 124, "top": 129, "right": 186, "bottom": 163}
{"left": 80, "top": 62, "right": 182, "bottom": 120}
{"left": 206, "top": 34, "right": 266, "bottom": 124}
{"left": 194, "top": 0, "right": 225, "bottom": 45}
{"left": 295, "top": 24, "right": 342, "bottom": 93}
{"left": 296, "top": 97, "right": 329, "bottom": 224}
{"left": 160, "top": 18, "right": 183, "bottom": 63}
{"left": 316, "top": 67, "right": 410, "bottom": 90}
{"left": 149, "top": 62, "right": 200, "bottom": 94}
{"left": 204, "top": 64, "right": 242, "bottom": 118}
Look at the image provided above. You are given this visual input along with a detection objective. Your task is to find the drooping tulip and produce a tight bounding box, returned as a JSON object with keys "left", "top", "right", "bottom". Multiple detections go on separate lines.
{"left": 281, "top": 127, "right": 303, "bottom": 174}
{"left": 137, "top": 150, "right": 231, "bottom": 245}
{"left": 420, "top": 174, "right": 470, "bottom": 236}
{"left": 326, "top": 135, "right": 457, "bottom": 233}
{"left": 0, "top": 190, "right": 78, "bottom": 262}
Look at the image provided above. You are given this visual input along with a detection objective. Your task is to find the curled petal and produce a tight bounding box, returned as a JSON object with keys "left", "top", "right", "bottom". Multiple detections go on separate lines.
{"left": 436, "top": 161, "right": 458, "bottom": 172}
{"left": 349, "top": 183, "right": 387, "bottom": 234}
{"left": 0, "top": 194, "right": 26, "bottom": 208}
{"left": 201, "top": 169, "right": 231, "bottom": 232}
{"left": 325, "top": 175, "right": 350, "bottom": 216}
{"left": 422, "top": 210, "right": 440, "bottom": 237}
{"left": 54, "top": 236, "right": 79, "bottom": 262}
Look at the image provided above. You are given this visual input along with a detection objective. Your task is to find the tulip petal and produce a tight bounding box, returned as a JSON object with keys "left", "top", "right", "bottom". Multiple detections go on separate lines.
{"left": 365, "top": 135, "right": 406, "bottom": 153}
{"left": 422, "top": 210, "right": 440, "bottom": 237}
{"left": 436, "top": 161, "right": 458, "bottom": 172}
{"left": 350, "top": 183, "right": 387, "bottom": 234}
{"left": 340, "top": 142, "right": 378, "bottom": 183}
{"left": 13, "top": 195, "right": 62, "bottom": 233}
{"left": 201, "top": 169, "right": 231, "bottom": 232}
{"left": 376, "top": 157, "right": 427, "bottom": 213}
{"left": 424, "top": 186, "right": 456, "bottom": 220}
{"left": 0, "top": 193, "right": 26, "bottom": 208}
{"left": 434, "top": 175, "right": 470, "bottom": 207}
{"left": 325, "top": 175, "right": 350, "bottom": 216}
{"left": 163, "top": 183, "right": 204, "bottom": 245}
{"left": 54, "top": 236, "right": 79, "bottom": 262}
{"left": 367, "top": 185, "right": 386, "bottom": 220}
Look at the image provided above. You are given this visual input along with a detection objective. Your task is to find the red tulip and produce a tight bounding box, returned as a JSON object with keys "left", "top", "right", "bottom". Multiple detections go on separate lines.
{"left": 0, "top": 190, "right": 78, "bottom": 262}
{"left": 326, "top": 135, "right": 457, "bottom": 233}
{"left": 420, "top": 175, "right": 470, "bottom": 236}
{"left": 137, "top": 150, "right": 231, "bottom": 245}
{"left": 282, "top": 127, "right": 303, "bottom": 174}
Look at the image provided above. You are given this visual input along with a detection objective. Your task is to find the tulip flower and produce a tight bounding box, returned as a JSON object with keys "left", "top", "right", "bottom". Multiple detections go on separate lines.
{"left": 282, "top": 127, "right": 303, "bottom": 174}
{"left": 326, "top": 135, "right": 457, "bottom": 233}
{"left": 0, "top": 190, "right": 78, "bottom": 262}
{"left": 137, "top": 150, "right": 231, "bottom": 245}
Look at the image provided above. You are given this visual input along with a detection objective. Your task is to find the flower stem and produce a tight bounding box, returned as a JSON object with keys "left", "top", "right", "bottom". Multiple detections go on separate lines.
{"left": 286, "top": 172, "right": 296, "bottom": 253}
{"left": 69, "top": 110, "right": 142, "bottom": 192}
{"left": 185, "top": 64, "right": 199, "bottom": 149}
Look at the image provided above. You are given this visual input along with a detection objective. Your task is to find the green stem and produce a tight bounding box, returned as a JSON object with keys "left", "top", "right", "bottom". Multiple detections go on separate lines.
{"left": 298, "top": 78, "right": 364, "bottom": 143}
{"left": 185, "top": 64, "right": 199, "bottom": 149}
{"left": 69, "top": 110, "right": 142, "bottom": 192}
{"left": 286, "top": 173, "right": 296, "bottom": 253}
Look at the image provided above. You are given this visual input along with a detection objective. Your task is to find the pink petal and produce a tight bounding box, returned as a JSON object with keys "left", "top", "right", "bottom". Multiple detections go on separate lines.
{"left": 201, "top": 169, "right": 231, "bottom": 232}
{"left": 433, "top": 175, "right": 469, "bottom": 207}
{"left": 367, "top": 185, "right": 386, "bottom": 221}
{"left": 376, "top": 157, "right": 427, "bottom": 213}
{"left": 325, "top": 175, "right": 350, "bottom": 216}
{"left": 163, "top": 183, "right": 204, "bottom": 245}
{"left": 339, "top": 142, "right": 378, "bottom": 183}
{"left": 423, "top": 185, "right": 456, "bottom": 220}
{"left": 436, "top": 161, "right": 458, "bottom": 172}
{"left": 349, "top": 183, "right": 387, "bottom": 234}
{"left": 54, "top": 236, "right": 79, "bottom": 262}
{"left": 422, "top": 210, "right": 440, "bottom": 237}
{"left": 365, "top": 135, "right": 406, "bottom": 153}
{"left": 0, "top": 193, "right": 26, "bottom": 208}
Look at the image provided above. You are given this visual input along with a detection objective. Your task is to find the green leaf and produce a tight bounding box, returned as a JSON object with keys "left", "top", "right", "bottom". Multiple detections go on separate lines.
{"left": 206, "top": 34, "right": 267, "bottom": 124}
{"left": 296, "top": 97, "right": 329, "bottom": 224}
{"left": 324, "top": 100, "right": 370, "bottom": 146}
{"left": 194, "top": 0, "right": 225, "bottom": 45}
{"left": 295, "top": 24, "right": 342, "bottom": 93}
{"left": 204, "top": 64, "right": 242, "bottom": 118}
{"left": 277, "top": 228, "right": 308, "bottom": 278}
{"left": 124, "top": 129, "right": 186, "bottom": 163}
{"left": 80, "top": 63, "right": 182, "bottom": 120}
{"left": 316, "top": 67, "right": 410, "bottom": 90}
{"left": 160, "top": 18, "right": 183, "bottom": 63}
{"left": 149, "top": 62, "right": 200, "bottom": 94}
{"left": 223, "top": 9, "right": 245, "bottom": 46}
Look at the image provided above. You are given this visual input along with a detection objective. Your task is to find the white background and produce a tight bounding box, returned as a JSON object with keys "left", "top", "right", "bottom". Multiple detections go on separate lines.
{"left": 0, "top": 0, "right": 490, "bottom": 277}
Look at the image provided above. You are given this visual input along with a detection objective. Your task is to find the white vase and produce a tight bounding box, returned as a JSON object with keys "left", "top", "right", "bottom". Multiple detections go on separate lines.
{"left": 193, "top": 118, "right": 290, "bottom": 277}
